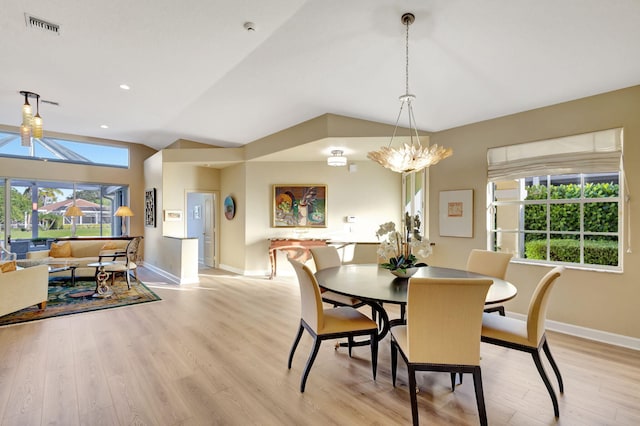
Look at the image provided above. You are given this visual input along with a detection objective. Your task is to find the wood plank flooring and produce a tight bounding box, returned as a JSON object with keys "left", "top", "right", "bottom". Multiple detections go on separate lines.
{"left": 0, "top": 267, "right": 638, "bottom": 425}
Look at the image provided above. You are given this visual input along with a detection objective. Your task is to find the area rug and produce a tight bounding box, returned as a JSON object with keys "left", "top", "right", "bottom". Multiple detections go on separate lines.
{"left": 0, "top": 279, "right": 161, "bottom": 327}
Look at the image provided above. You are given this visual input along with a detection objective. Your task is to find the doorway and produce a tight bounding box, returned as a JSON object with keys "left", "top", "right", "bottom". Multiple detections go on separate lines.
{"left": 186, "top": 191, "right": 217, "bottom": 267}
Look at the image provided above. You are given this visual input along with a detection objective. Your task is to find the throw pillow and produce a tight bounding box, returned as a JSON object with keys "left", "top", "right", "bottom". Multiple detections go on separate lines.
{"left": 0, "top": 260, "right": 17, "bottom": 273}
{"left": 50, "top": 242, "right": 72, "bottom": 258}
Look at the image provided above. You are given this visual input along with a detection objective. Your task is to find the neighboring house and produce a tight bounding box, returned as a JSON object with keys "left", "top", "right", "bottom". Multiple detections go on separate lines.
{"left": 38, "top": 199, "right": 110, "bottom": 225}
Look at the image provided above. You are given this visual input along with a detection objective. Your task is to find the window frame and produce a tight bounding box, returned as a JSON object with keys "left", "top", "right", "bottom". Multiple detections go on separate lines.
{"left": 488, "top": 172, "right": 622, "bottom": 272}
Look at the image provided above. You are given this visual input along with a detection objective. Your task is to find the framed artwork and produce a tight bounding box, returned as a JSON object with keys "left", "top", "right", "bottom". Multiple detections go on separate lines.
{"left": 164, "top": 209, "right": 183, "bottom": 222}
{"left": 439, "top": 189, "right": 473, "bottom": 238}
{"left": 193, "top": 205, "right": 201, "bottom": 219}
{"left": 224, "top": 195, "right": 235, "bottom": 220}
{"left": 273, "top": 184, "right": 327, "bottom": 227}
{"left": 144, "top": 188, "right": 156, "bottom": 227}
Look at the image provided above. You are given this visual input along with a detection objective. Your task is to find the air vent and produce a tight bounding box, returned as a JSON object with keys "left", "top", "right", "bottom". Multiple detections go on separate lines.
{"left": 24, "top": 14, "right": 60, "bottom": 35}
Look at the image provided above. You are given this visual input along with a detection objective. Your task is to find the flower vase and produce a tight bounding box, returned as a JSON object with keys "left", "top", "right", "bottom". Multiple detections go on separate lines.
{"left": 390, "top": 267, "right": 418, "bottom": 278}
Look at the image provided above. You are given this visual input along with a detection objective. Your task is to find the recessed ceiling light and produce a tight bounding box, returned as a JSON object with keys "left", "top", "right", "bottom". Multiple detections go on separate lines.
{"left": 119, "top": 84, "right": 130, "bottom": 90}
{"left": 100, "top": 124, "right": 109, "bottom": 129}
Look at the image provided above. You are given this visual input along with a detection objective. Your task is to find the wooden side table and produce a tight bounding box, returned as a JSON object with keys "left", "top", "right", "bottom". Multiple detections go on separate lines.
{"left": 268, "top": 238, "right": 328, "bottom": 279}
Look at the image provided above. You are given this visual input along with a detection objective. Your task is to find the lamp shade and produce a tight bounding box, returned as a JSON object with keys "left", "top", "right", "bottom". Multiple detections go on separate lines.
{"left": 64, "top": 205, "right": 83, "bottom": 217}
{"left": 114, "top": 206, "right": 134, "bottom": 217}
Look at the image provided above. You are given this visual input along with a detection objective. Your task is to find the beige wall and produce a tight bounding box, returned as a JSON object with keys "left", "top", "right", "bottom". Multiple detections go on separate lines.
{"left": 428, "top": 85, "right": 640, "bottom": 340}
{"left": 142, "top": 155, "right": 221, "bottom": 280}
{"left": 241, "top": 161, "right": 401, "bottom": 276}
{"left": 143, "top": 151, "right": 164, "bottom": 270}
{"left": 220, "top": 163, "right": 247, "bottom": 272}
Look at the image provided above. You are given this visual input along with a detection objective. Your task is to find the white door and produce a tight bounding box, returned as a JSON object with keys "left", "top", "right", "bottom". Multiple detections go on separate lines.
{"left": 203, "top": 194, "right": 215, "bottom": 267}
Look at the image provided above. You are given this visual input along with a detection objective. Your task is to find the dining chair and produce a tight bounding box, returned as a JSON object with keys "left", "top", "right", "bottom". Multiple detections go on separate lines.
{"left": 309, "top": 246, "right": 365, "bottom": 308}
{"left": 287, "top": 258, "right": 378, "bottom": 392}
{"left": 481, "top": 266, "right": 565, "bottom": 417}
{"left": 102, "top": 236, "right": 141, "bottom": 289}
{"left": 466, "top": 249, "right": 513, "bottom": 315}
{"left": 391, "top": 276, "right": 493, "bottom": 426}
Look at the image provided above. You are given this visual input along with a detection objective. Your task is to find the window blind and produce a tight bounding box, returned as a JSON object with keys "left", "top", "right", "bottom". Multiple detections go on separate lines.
{"left": 487, "top": 128, "right": 622, "bottom": 182}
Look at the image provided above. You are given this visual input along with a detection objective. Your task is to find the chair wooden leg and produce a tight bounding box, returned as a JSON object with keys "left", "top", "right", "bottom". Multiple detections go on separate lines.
{"left": 300, "top": 337, "right": 322, "bottom": 393}
{"left": 472, "top": 367, "right": 488, "bottom": 426}
{"left": 370, "top": 330, "right": 378, "bottom": 380}
{"left": 531, "top": 349, "right": 560, "bottom": 417}
{"left": 348, "top": 336, "right": 354, "bottom": 357}
{"left": 288, "top": 324, "right": 304, "bottom": 369}
{"left": 483, "top": 305, "right": 505, "bottom": 316}
{"left": 391, "top": 339, "right": 398, "bottom": 386}
{"left": 125, "top": 270, "right": 131, "bottom": 289}
{"left": 408, "top": 365, "right": 419, "bottom": 426}
{"left": 542, "top": 339, "right": 564, "bottom": 393}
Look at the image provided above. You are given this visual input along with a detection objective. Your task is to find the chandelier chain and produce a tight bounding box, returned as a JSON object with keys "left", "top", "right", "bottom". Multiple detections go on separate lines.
{"left": 405, "top": 17, "right": 410, "bottom": 96}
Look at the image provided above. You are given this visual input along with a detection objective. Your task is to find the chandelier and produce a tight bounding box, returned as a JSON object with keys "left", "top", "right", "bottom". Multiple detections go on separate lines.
{"left": 19, "top": 90, "right": 43, "bottom": 147}
{"left": 367, "top": 13, "right": 452, "bottom": 174}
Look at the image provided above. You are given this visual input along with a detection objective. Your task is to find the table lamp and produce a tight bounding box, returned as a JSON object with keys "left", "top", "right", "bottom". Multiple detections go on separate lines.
{"left": 64, "top": 204, "right": 84, "bottom": 237}
{"left": 114, "top": 206, "right": 134, "bottom": 236}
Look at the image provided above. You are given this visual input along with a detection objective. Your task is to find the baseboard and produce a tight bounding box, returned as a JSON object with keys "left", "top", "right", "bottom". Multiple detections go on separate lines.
{"left": 142, "top": 263, "right": 199, "bottom": 285}
{"left": 218, "top": 264, "right": 272, "bottom": 277}
{"left": 508, "top": 312, "right": 640, "bottom": 351}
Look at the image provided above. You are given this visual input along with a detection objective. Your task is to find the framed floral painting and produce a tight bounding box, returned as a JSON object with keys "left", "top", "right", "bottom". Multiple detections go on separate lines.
{"left": 273, "top": 184, "right": 327, "bottom": 227}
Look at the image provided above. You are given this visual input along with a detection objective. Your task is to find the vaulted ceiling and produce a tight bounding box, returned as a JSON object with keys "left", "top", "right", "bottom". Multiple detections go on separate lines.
{"left": 2, "top": 0, "right": 639, "bottom": 153}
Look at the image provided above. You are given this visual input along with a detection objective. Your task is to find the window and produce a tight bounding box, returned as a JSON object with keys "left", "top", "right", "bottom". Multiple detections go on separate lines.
{"left": 0, "top": 130, "right": 129, "bottom": 168}
{"left": 487, "top": 129, "right": 623, "bottom": 271}
{"left": 2, "top": 179, "right": 129, "bottom": 242}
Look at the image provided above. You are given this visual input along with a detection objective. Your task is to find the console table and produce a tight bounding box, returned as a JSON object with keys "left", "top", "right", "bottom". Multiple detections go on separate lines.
{"left": 268, "top": 238, "right": 328, "bottom": 279}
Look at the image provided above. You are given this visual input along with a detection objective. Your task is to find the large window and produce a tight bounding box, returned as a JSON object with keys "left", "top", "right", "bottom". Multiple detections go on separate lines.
{"left": 2, "top": 179, "right": 129, "bottom": 243}
{"left": 487, "top": 129, "right": 623, "bottom": 271}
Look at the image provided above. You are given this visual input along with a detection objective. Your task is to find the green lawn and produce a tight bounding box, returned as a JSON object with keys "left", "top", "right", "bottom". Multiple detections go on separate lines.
{"left": 5, "top": 225, "right": 113, "bottom": 239}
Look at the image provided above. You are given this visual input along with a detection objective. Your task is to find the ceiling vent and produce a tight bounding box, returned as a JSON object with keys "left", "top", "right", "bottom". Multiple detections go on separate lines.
{"left": 24, "top": 14, "right": 60, "bottom": 35}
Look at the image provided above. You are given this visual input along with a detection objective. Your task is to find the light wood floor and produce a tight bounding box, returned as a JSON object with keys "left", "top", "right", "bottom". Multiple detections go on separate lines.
{"left": 0, "top": 267, "right": 639, "bottom": 425}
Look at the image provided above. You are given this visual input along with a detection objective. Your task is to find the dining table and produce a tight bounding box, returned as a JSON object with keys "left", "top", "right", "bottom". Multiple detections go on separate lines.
{"left": 314, "top": 264, "right": 518, "bottom": 344}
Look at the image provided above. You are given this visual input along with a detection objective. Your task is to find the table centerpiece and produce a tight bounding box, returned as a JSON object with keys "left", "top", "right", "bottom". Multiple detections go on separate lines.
{"left": 376, "top": 214, "right": 432, "bottom": 278}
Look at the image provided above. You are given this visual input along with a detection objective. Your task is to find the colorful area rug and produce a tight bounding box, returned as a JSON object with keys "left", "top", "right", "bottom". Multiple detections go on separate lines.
{"left": 0, "top": 279, "right": 161, "bottom": 327}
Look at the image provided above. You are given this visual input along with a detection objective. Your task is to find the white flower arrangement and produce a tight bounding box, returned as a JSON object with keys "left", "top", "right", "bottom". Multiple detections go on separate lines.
{"left": 376, "top": 217, "right": 432, "bottom": 273}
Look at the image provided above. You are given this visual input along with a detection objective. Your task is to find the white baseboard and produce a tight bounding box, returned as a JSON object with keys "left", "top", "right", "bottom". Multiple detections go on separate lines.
{"left": 218, "top": 264, "right": 272, "bottom": 278}
{"left": 508, "top": 312, "right": 640, "bottom": 351}
{"left": 143, "top": 263, "right": 199, "bottom": 285}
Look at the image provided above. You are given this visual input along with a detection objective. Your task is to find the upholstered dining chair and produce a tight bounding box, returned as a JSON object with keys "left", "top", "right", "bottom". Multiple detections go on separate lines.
{"left": 102, "top": 236, "right": 141, "bottom": 289}
{"left": 481, "top": 266, "right": 565, "bottom": 417}
{"left": 310, "top": 246, "right": 365, "bottom": 308}
{"left": 287, "top": 258, "right": 378, "bottom": 393}
{"left": 391, "top": 277, "right": 493, "bottom": 426}
{"left": 466, "top": 249, "right": 514, "bottom": 315}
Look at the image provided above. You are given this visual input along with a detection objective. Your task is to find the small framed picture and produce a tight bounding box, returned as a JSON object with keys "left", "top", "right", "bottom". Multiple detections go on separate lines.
{"left": 164, "top": 210, "right": 183, "bottom": 222}
{"left": 439, "top": 189, "right": 474, "bottom": 238}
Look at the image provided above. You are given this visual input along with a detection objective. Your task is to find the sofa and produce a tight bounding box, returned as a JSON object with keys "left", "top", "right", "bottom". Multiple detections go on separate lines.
{"left": 25, "top": 239, "right": 131, "bottom": 278}
{"left": 0, "top": 263, "right": 49, "bottom": 317}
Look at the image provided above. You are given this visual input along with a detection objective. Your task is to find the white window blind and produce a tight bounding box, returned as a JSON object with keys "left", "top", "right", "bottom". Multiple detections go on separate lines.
{"left": 487, "top": 128, "right": 623, "bottom": 182}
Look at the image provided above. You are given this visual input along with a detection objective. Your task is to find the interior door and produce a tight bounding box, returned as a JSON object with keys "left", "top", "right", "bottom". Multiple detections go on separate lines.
{"left": 203, "top": 194, "right": 215, "bottom": 267}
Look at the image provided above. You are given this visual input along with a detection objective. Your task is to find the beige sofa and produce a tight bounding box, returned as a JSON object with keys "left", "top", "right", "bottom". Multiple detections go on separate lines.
{"left": 25, "top": 239, "right": 130, "bottom": 278}
{"left": 0, "top": 264, "right": 49, "bottom": 317}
